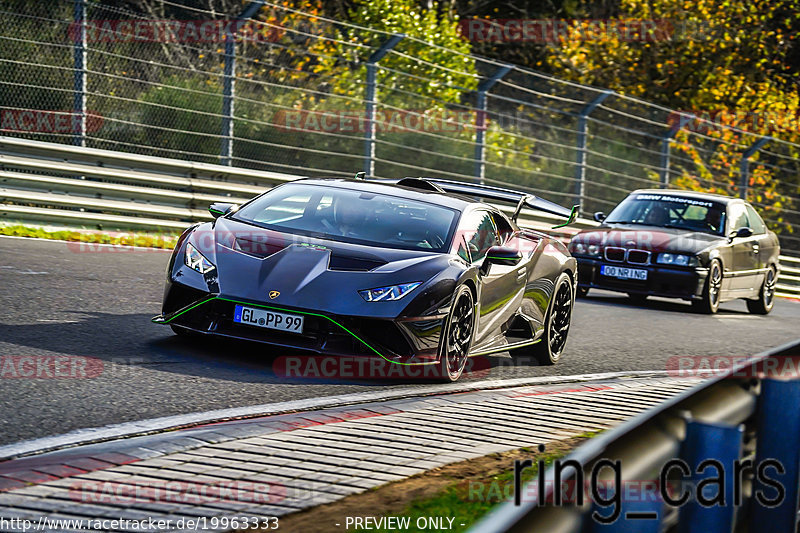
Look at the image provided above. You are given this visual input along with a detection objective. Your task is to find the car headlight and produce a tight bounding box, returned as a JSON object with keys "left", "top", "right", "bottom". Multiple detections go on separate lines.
{"left": 359, "top": 282, "right": 421, "bottom": 302}
{"left": 571, "top": 243, "right": 600, "bottom": 256}
{"left": 184, "top": 242, "right": 216, "bottom": 273}
{"left": 656, "top": 253, "right": 698, "bottom": 267}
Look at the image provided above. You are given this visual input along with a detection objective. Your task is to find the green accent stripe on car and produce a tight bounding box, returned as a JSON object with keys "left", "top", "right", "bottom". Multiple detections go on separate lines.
{"left": 552, "top": 205, "right": 579, "bottom": 229}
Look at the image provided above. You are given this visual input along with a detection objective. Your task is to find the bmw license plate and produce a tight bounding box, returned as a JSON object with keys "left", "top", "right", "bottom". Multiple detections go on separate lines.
{"left": 600, "top": 265, "right": 648, "bottom": 280}
{"left": 233, "top": 305, "right": 304, "bottom": 334}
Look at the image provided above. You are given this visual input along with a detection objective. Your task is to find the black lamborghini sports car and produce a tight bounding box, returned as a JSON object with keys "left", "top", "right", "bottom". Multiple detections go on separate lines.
{"left": 153, "top": 177, "right": 579, "bottom": 381}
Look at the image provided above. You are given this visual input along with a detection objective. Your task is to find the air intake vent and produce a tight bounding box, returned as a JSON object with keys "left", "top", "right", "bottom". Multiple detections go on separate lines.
{"left": 328, "top": 254, "right": 386, "bottom": 271}
{"left": 234, "top": 237, "right": 286, "bottom": 259}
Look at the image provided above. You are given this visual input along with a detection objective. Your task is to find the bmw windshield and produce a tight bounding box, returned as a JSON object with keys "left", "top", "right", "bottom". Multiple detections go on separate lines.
{"left": 232, "top": 183, "right": 459, "bottom": 252}
{"left": 605, "top": 193, "right": 727, "bottom": 236}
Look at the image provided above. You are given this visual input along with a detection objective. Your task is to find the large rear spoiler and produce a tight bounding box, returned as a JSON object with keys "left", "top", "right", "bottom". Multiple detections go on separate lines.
{"left": 384, "top": 177, "right": 579, "bottom": 229}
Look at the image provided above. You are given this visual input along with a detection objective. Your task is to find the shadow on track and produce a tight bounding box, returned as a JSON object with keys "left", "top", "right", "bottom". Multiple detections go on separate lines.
{"left": 0, "top": 312, "right": 537, "bottom": 386}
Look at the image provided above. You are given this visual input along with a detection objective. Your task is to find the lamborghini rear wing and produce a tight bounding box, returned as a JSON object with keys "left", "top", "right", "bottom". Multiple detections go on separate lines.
{"left": 388, "top": 177, "right": 579, "bottom": 228}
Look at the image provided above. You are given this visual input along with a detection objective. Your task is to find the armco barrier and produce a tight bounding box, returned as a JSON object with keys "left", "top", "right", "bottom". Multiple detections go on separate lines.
{"left": 0, "top": 136, "right": 798, "bottom": 297}
{"left": 469, "top": 339, "right": 800, "bottom": 533}
{"left": 777, "top": 255, "right": 800, "bottom": 299}
{"left": 0, "top": 136, "right": 594, "bottom": 238}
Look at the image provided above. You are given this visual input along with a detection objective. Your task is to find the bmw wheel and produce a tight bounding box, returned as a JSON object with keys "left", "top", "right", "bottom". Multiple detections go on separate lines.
{"left": 747, "top": 265, "right": 777, "bottom": 315}
{"left": 693, "top": 259, "right": 722, "bottom": 314}
{"left": 529, "top": 273, "right": 573, "bottom": 365}
{"left": 438, "top": 285, "right": 475, "bottom": 382}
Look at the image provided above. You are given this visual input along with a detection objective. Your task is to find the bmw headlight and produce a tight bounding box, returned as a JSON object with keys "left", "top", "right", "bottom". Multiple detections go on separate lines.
{"left": 184, "top": 243, "right": 216, "bottom": 273}
{"left": 656, "top": 253, "right": 698, "bottom": 267}
{"left": 571, "top": 242, "right": 600, "bottom": 256}
{"left": 359, "top": 282, "right": 421, "bottom": 302}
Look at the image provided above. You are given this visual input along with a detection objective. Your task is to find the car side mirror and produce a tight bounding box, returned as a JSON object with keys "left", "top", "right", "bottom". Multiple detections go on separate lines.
{"left": 481, "top": 246, "right": 522, "bottom": 274}
{"left": 209, "top": 202, "right": 238, "bottom": 219}
{"left": 593, "top": 212, "right": 606, "bottom": 223}
{"left": 729, "top": 227, "right": 753, "bottom": 241}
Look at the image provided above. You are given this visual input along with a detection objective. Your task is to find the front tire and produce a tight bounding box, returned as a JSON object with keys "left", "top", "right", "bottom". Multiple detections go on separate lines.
{"left": 529, "top": 273, "right": 574, "bottom": 365}
{"left": 746, "top": 266, "right": 777, "bottom": 315}
{"left": 438, "top": 285, "right": 475, "bottom": 382}
{"left": 693, "top": 259, "right": 722, "bottom": 314}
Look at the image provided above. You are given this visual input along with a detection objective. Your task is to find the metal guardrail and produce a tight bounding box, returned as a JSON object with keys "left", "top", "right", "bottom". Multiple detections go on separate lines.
{"left": 470, "top": 338, "right": 800, "bottom": 533}
{"left": 777, "top": 255, "right": 800, "bottom": 299}
{"left": 0, "top": 135, "right": 593, "bottom": 236}
{"left": 1, "top": 135, "right": 798, "bottom": 298}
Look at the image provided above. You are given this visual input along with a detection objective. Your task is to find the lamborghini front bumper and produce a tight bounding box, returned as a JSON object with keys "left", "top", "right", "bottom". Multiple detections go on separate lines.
{"left": 153, "top": 280, "right": 445, "bottom": 365}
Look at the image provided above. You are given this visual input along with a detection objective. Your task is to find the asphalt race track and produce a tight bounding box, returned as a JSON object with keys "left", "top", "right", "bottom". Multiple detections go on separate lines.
{"left": 1, "top": 235, "right": 799, "bottom": 446}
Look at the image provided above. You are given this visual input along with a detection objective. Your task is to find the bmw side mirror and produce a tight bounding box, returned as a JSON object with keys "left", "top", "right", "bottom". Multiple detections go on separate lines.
{"left": 593, "top": 212, "right": 606, "bottom": 223}
{"left": 481, "top": 246, "right": 522, "bottom": 275}
{"left": 209, "top": 202, "right": 238, "bottom": 219}
{"left": 729, "top": 227, "right": 753, "bottom": 241}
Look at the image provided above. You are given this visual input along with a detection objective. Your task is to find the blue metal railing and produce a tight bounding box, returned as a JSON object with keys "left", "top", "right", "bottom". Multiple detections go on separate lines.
{"left": 470, "top": 338, "right": 800, "bottom": 533}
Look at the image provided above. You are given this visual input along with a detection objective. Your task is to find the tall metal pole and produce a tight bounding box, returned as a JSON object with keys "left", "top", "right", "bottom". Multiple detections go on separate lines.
{"left": 659, "top": 113, "right": 695, "bottom": 188}
{"left": 363, "top": 34, "right": 404, "bottom": 178}
{"left": 574, "top": 90, "right": 612, "bottom": 210}
{"left": 220, "top": 0, "right": 265, "bottom": 166}
{"left": 474, "top": 65, "right": 512, "bottom": 185}
{"left": 739, "top": 136, "right": 771, "bottom": 199}
{"left": 72, "top": 0, "right": 87, "bottom": 147}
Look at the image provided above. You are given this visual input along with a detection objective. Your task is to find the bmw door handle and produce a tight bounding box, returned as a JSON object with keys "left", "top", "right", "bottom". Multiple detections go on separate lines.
{"left": 751, "top": 244, "right": 760, "bottom": 254}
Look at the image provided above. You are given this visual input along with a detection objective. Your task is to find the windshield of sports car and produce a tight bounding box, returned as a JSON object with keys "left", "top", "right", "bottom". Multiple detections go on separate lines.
{"left": 232, "top": 183, "right": 458, "bottom": 252}
{"left": 605, "top": 193, "right": 727, "bottom": 235}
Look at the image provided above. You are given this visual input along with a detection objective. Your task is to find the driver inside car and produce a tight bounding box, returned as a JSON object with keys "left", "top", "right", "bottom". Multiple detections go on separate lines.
{"left": 328, "top": 195, "right": 370, "bottom": 238}
{"left": 703, "top": 208, "right": 724, "bottom": 233}
{"left": 644, "top": 205, "right": 669, "bottom": 226}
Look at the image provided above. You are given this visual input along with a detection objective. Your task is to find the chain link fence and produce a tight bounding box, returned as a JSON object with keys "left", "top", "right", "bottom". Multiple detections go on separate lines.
{"left": 1, "top": 0, "right": 799, "bottom": 253}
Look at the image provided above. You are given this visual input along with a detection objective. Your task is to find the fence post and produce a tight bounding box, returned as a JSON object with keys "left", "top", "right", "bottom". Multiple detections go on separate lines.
{"left": 574, "top": 90, "right": 612, "bottom": 210}
{"left": 473, "top": 65, "right": 512, "bottom": 185}
{"left": 72, "top": 0, "right": 87, "bottom": 147}
{"left": 220, "top": 0, "right": 265, "bottom": 166}
{"left": 749, "top": 378, "right": 800, "bottom": 533}
{"left": 739, "top": 136, "right": 771, "bottom": 199}
{"left": 659, "top": 113, "right": 694, "bottom": 188}
{"left": 363, "top": 33, "right": 404, "bottom": 178}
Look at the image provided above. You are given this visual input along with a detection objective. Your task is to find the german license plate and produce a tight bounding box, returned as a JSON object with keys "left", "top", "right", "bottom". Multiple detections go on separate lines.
{"left": 233, "top": 305, "right": 304, "bottom": 333}
{"left": 600, "top": 265, "right": 648, "bottom": 280}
